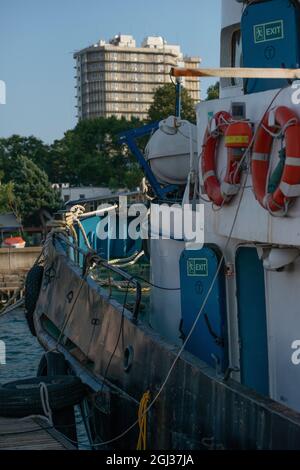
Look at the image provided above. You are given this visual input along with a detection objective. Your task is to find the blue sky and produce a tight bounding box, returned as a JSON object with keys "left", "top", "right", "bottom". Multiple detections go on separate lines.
{"left": 0, "top": 0, "right": 221, "bottom": 143}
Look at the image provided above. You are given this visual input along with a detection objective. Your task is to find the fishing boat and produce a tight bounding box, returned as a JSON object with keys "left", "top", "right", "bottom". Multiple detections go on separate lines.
{"left": 23, "top": 0, "right": 300, "bottom": 450}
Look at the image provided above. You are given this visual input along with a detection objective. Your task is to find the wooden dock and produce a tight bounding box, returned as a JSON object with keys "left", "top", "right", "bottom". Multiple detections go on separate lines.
{"left": 0, "top": 416, "right": 76, "bottom": 450}
{"left": 0, "top": 246, "right": 42, "bottom": 305}
{"left": 0, "top": 273, "right": 25, "bottom": 305}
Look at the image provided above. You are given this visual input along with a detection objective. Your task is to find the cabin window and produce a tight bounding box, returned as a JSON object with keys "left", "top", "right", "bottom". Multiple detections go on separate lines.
{"left": 231, "top": 29, "right": 243, "bottom": 86}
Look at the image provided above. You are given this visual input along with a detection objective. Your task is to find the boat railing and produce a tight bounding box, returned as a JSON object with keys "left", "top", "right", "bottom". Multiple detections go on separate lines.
{"left": 53, "top": 232, "right": 142, "bottom": 322}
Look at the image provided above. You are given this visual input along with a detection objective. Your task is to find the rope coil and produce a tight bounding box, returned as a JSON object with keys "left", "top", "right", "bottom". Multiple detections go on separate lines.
{"left": 136, "top": 391, "right": 151, "bottom": 451}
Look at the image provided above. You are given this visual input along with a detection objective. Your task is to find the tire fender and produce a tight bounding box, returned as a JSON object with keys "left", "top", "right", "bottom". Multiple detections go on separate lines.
{"left": 24, "top": 265, "right": 44, "bottom": 337}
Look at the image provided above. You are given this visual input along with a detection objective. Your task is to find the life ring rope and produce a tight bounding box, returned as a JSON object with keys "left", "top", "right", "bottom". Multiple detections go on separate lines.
{"left": 201, "top": 111, "right": 252, "bottom": 207}
{"left": 252, "top": 106, "right": 300, "bottom": 215}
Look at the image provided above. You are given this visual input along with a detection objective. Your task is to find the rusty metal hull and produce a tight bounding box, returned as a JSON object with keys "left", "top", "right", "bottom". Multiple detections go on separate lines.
{"left": 34, "top": 243, "right": 300, "bottom": 450}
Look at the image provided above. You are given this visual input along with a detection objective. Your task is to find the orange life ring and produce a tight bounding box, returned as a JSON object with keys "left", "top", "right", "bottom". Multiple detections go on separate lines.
{"left": 201, "top": 111, "right": 252, "bottom": 207}
{"left": 252, "top": 106, "right": 300, "bottom": 214}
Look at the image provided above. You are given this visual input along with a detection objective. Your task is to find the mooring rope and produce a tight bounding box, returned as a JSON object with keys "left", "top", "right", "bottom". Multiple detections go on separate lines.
{"left": 136, "top": 391, "right": 151, "bottom": 451}
{"left": 39, "top": 382, "right": 53, "bottom": 427}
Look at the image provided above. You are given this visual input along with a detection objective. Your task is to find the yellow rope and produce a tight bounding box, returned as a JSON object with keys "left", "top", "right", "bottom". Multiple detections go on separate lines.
{"left": 136, "top": 391, "right": 151, "bottom": 451}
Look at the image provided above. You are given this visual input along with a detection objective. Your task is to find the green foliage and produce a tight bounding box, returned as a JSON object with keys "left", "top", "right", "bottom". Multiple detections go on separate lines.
{"left": 0, "top": 117, "right": 144, "bottom": 193}
{"left": 48, "top": 116, "right": 143, "bottom": 189}
{"left": 206, "top": 82, "right": 220, "bottom": 101}
{"left": 148, "top": 83, "right": 196, "bottom": 123}
{"left": 0, "top": 181, "right": 15, "bottom": 214}
{"left": 0, "top": 116, "right": 154, "bottom": 224}
{"left": 2, "top": 156, "right": 61, "bottom": 224}
{"left": 0, "top": 135, "right": 50, "bottom": 173}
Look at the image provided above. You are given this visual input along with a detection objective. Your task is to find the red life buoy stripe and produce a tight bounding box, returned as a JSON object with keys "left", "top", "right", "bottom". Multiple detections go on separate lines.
{"left": 252, "top": 106, "right": 300, "bottom": 214}
{"left": 201, "top": 111, "right": 252, "bottom": 207}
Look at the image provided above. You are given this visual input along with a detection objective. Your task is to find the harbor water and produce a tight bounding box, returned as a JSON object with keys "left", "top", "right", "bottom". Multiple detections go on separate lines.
{"left": 0, "top": 308, "right": 89, "bottom": 448}
{"left": 0, "top": 309, "right": 42, "bottom": 383}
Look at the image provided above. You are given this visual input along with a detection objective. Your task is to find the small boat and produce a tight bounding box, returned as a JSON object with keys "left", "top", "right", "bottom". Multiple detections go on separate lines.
{"left": 2, "top": 237, "right": 26, "bottom": 249}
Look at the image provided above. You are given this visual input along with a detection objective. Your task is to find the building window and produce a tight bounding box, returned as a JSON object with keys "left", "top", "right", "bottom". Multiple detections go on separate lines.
{"left": 79, "top": 194, "right": 85, "bottom": 199}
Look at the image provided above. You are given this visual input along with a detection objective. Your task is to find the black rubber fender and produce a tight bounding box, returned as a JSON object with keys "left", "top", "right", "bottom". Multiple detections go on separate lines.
{"left": 0, "top": 376, "right": 86, "bottom": 418}
{"left": 24, "top": 265, "right": 44, "bottom": 337}
{"left": 37, "top": 351, "right": 68, "bottom": 377}
{"left": 36, "top": 352, "right": 78, "bottom": 443}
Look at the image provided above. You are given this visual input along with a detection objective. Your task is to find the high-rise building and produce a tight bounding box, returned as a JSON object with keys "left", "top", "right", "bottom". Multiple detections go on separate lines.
{"left": 74, "top": 35, "right": 200, "bottom": 120}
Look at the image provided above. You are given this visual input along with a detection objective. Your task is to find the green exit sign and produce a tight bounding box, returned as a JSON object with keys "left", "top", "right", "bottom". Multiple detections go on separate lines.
{"left": 187, "top": 259, "right": 208, "bottom": 277}
{"left": 254, "top": 20, "right": 284, "bottom": 44}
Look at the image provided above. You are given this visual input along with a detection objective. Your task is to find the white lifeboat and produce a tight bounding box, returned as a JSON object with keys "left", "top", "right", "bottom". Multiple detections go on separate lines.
{"left": 145, "top": 116, "right": 198, "bottom": 186}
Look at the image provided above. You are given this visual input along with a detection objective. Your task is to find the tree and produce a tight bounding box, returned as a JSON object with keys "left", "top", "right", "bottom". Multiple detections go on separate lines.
{"left": 0, "top": 135, "right": 50, "bottom": 174}
{"left": 0, "top": 116, "right": 145, "bottom": 196}
{"left": 48, "top": 116, "right": 143, "bottom": 189}
{"left": 6, "top": 156, "right": 61, "bottom": 225}
{"left": 206, "top": 82, "right": 220, "bottom": 101}
{"left": 148, "top": 83, "right": 196, "bottom": 123}
{"left": 0, "top": 181, "right": 15, "bottom": 214}
{"left": 0, "top": 117, "right": 144, "bottom": 191}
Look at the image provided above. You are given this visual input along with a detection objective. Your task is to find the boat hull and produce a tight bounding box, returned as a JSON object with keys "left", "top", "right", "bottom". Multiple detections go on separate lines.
{"left": 34, "top": 241, "right": 300, "bottom": 450}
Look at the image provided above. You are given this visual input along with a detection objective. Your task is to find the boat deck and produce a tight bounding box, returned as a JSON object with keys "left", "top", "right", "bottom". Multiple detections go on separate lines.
{"left": 93, "top": 259, "right": 152, "bottom": 321}
{"left": 0, "top": 416, "right": 75, "bottom": 450}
